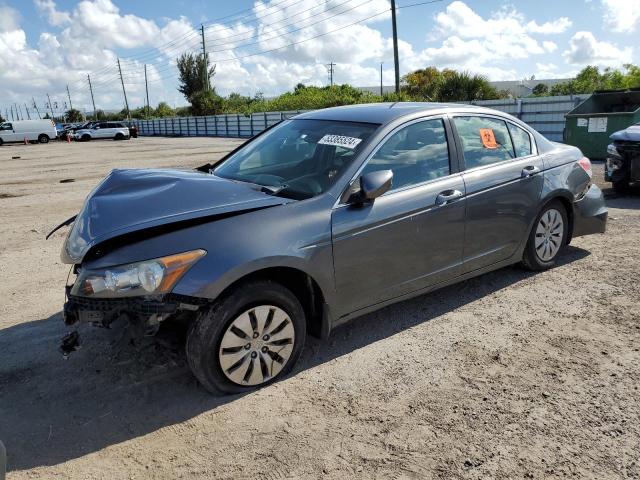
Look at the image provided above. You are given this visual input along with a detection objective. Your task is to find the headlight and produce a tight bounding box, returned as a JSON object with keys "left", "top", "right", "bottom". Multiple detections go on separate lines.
{"left": 607, "top": 144, "right": 620, "bottom": 157}
{"left": 71, "top": 249, "right": 206, "bottom": 298}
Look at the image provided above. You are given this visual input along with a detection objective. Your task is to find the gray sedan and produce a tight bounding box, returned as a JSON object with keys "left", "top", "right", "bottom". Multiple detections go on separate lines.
{"left": 58, "top": 103, "right": 607, "bottom": 394}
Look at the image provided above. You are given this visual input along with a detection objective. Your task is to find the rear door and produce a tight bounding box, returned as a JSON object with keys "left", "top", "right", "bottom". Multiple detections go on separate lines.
{"left": 451, "top": 115, "right": 544, "bottom": 272}
{"left": 331, "top": 117, "right": 466, "bottom": 316}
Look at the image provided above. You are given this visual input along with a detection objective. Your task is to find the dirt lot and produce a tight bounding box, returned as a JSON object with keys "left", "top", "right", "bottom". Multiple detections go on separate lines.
{"left": 0, "top": 137, "right": 639, "bottom": 479}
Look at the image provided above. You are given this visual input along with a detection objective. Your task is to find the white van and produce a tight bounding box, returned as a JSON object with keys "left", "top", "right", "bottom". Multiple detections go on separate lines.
{"left": 0, "top": 119, "right": 58, "bottom": 145}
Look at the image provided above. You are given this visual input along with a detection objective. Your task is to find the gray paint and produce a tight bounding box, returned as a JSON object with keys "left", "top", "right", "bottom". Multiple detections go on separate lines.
{"left": 63, "top": 103, "right": 607, "bottom": 327}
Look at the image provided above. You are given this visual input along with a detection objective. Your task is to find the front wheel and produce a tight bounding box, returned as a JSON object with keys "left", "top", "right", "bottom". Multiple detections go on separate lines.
{"left": 522, "top": 201, "right": 568, "bottom": 271}
{"left": 114, "top": 133, "right": 125, "bottom": 140}
{"left": 38, "top": 134, "right": 49, "bottom": 144}
{"left": 186, "top": 280, "right": 306, "bottom": 394}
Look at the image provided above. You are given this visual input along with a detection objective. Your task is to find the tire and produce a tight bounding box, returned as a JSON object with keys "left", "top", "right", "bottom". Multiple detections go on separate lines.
{"left": 38, "top": 134, "right": 49, "bottom": 144}
{"left": 114, "top": 133, "right": 125, "bottom": 140}
{"left": 0, "top": 138, "right": 3, "bottom": 146}
{"left": 522, "top": 200, "right": 568, "bottom": 271}
{"left": 186, "top": 280, "right": 306, "bottom": 395}
{"left": 81, "top": 134, "right": 91, "bottom": 142}
{"left": 612, "top": 178, "right": 630, "bottom": 194}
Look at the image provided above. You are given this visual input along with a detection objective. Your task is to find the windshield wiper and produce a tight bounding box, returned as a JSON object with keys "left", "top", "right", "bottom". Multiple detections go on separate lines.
{"left": 260, "top": 184, "right": 289, "bottom": 195}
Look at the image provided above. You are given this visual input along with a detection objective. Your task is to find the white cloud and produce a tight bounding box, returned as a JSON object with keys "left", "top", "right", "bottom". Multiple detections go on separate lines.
{"left": 407, "top": 1, "right": 571, "bottom": 81}
{"left": 601, "top": 0, "right": 640, "bottom": 33}
{"left": 34, "top": 0, "right": 71, "bottom": 27}
{"left": 526, "top": 17, "right": 572, "bottom": 34}
{"left": 563, "top": 31, "right": 633, "bottom": 66}
{"left": 0, "top": 5, "right": 21, "bottom": 32}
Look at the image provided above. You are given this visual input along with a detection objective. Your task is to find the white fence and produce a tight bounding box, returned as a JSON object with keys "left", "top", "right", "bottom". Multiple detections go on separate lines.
{"left": 132, "top": 95, "right": 589, "bottom": 143}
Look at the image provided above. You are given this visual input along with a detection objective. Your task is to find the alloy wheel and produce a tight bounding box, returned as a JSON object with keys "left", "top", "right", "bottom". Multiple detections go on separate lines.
{"left": 218, "top": 305, "right": 295, "bottom": 386}
{"left": 535, "top": 208, "right": 564, "bottom": 261}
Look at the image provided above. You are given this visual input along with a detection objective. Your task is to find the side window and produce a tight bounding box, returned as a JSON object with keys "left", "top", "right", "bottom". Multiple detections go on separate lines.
{"left": 0, "top": 123, "right": 12, "bottom": 131}
{"left": 508, "top": 123, "right": 532, "bottom": 157}
{"left": 453, "top": 116, "right": 515, "bottom": 169}
{"left": 360, "top": 118, "right": 450, "bottom": 191}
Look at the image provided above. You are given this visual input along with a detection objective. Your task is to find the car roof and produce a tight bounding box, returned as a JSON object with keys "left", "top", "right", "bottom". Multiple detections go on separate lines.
{"left": 295, "top": 102, "right": 500, "bottom": 125}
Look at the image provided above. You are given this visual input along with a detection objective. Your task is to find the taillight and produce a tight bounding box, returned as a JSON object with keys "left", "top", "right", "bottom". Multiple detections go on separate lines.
{"left": 578, "top": 156, "right": 592, "bottom": 178}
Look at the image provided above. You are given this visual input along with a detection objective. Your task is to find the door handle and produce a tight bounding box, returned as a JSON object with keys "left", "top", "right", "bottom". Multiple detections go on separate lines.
{"left": 521, "top": 165, "right": 540, "bottom": 178}
{"left": 435, "top": 189, "right": 464, "bottom": 206}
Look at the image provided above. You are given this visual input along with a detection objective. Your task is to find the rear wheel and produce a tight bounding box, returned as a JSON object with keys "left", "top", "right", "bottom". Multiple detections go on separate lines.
{"left": 612, "top": 178, "right": 630, "bottom": 194}
{"left": 0, "top": 138, "right": 3, "bottom": 146}
{"left": 38, "top": 134, "right": 49, "bottom": 144}
{"left": 186, "top": 280, "right": 306, "bottom": 394}
{"left": 522, "top": 201, "right": 568, "bottom": 271}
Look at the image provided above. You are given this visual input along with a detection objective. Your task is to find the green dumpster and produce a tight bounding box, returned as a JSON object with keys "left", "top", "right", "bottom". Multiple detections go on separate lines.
{"left": 565, "top": 88, "right": 640, "bottom": 159}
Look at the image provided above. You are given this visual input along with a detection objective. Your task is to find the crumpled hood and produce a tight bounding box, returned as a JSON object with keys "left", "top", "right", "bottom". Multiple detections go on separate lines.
{"left": 62, "top": 168, "right": 289, "bottom": 263}
{"left": 610, "top": 124, "right": 640, "bottom": 142}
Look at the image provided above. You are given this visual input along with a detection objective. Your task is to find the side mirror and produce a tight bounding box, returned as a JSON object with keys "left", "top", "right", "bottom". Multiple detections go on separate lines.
{"left": 358, "top": 170, "right": 393, "bottom": 202}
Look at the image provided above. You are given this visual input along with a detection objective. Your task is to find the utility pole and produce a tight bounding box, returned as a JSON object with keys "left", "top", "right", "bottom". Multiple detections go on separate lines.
{"left": 390, "top": 0, "right": 400, "bottom": 93}
{"left": 46, "top": 93, "right": 54, "bottom": 119}
{"left": 144, "top": 64, "right": 150, "bottom": 117}
{"left": 326, "top": 62, "right": 336, "bottom": 87}
{"left": 201, "top": 24, "right": 208, "bottom": 91}
{"left": 87, "top": 74, "right": 97, "bottom": 119}
{"left": 380, "top": 62, "right": 384, "bottom": 96}
{"left": 32, "top": 97, "right": 41, "bottom": 119}
{"left": 66, "top": 85, "right": 73, "bottom": 111}
{"left": 24, "top": 103, "right": 31, "bottom": 120}
{"left": 117, "top": 58, "right": 130, "bottom": 119}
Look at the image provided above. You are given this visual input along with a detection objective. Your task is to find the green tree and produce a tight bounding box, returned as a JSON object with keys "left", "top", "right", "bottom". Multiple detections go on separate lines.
{"left": 191, "top": 90, "right": 224, "bottom": 116}
{"left": 532, "top": 83, "right": 549, "bottom": 96}
{"left": 549, "top": 64, "right": 640, "bottom": 96}
{"left": 176, "top": 52, "right": 216, "bottom": 102}
{"left": 401, "top": 67, "right": 501, "bottom": 102}
{"left": 154, "top": 102, "right": 175, "bottom": 117}
{"left": 65, "top": 109, "right": 84, "bottom": 122}
{"left": 402, "top": 66, "right": 442, "bottom": 100}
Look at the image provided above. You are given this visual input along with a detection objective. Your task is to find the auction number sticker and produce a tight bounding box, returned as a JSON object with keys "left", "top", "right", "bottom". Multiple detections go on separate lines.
{"left": 318, "top": 134, "right": 363, "bottom": 149}
{"left": 479, "top": 128, "right": 498, "bottom": 149}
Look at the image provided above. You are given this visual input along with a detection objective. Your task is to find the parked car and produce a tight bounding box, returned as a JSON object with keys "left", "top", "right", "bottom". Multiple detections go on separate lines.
{"left": 53, "top": 103, "right": 607, "bottom": 394}
{"left": 605, "top": 122, "right": 640, "bottom": 192}
{"left": 73, "top": 122, "right": 130, "bottom": 141}
{"left": 121, "top": 121, "right": 138, "bottom": 138}
{"left": 0, "top": 119, "right": 57, "bottom": 145}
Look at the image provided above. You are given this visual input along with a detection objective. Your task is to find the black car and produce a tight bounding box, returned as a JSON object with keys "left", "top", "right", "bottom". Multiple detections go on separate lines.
{"left": 605, "top": 122, "right": 640, "bottom": 192}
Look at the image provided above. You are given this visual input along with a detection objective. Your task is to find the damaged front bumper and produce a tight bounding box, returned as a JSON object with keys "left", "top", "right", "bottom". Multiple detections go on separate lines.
{"left": 62, "top": 288, "right": 208, "bottom": 353}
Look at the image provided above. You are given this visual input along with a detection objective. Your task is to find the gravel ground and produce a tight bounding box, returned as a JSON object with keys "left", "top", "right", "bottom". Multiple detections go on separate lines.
{"left": 0, "top": 137, "right": 638, "bottom": 479}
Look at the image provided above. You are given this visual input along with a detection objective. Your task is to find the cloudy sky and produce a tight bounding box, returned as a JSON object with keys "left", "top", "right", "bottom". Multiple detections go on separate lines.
{"left": 0, "top": 0, "right": 638, "bottom": 116}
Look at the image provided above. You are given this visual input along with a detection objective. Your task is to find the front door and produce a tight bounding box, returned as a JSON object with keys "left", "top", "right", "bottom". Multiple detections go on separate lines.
{"left": 452, "top": 115, "right": 544, "bottom": 272}
{"left": 331, "top": 117, "right": 466, "bottom": 317}
{"left": 0, "top": 123, "right": 18, "bottom": 142}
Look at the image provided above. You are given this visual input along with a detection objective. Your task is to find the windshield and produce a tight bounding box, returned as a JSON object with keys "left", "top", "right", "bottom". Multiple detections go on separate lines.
{"left": 214, "top": 119, "right": 379, "bottom": 199}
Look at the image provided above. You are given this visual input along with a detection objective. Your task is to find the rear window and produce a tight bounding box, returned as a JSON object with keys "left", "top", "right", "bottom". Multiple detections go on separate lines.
{"left": 453, "top": 116, "right": 515, "bottom": 169}
{"left": 508, "top": 123, "right": 532, "bottom": 157}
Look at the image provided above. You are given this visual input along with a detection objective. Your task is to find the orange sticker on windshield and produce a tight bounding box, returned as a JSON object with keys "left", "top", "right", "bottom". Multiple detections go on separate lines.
{"left": 480, "top": 128, "right": 498, "bottom": 149}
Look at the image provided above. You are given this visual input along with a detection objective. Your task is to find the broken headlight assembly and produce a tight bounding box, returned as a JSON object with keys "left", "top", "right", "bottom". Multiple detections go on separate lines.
{"left": 70, "top": 249, "right": 206, "bottom": 298}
